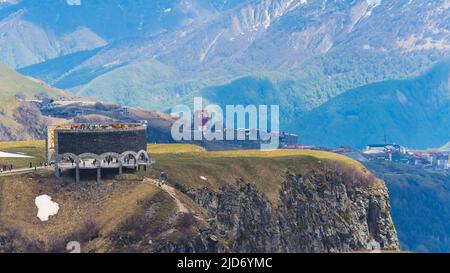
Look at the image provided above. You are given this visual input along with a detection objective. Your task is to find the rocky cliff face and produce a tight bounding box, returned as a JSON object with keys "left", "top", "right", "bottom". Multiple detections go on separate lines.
{"left": 0, "top": 150, "right": 399, "bottom": 253}
{"left": 176, "top": 169, "right": 399, "bottom": 253}
{"left": 103, "top": 164, "right": 398, "bottom": 253}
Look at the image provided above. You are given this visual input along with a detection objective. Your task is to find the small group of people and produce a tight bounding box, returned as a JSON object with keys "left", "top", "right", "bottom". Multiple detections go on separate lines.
{"left": 124, "top": 157, "right": 136, "bottom": 165}
{"left": 0, "top": 164, "right": 13, "bottom": 173}
{"left": 0, "top": 162, "right": 51, "bottom": 173}
{"left": 104, "top": 156, "right": 119, "bottom": 165}
{"left": 29, "top": 162, "right": 43, "bottom": 171}
{"left": 139, "top": 153, "right": 149, "bottom": 163}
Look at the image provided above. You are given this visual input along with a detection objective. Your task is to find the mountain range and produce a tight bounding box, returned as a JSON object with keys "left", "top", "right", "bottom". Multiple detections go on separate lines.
{"left": 299, "top": 61, "right": 450, "bottom": 149}
{"left": 0, "top": 0, "right": 449, "bottom": 148}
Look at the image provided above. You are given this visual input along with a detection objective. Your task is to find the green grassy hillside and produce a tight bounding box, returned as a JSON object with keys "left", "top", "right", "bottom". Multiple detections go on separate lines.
{"left": 0, "top": 64, "right": 67, "bottom": 100}
{"left": 0, "top": 142, "right": 384, "bottom": 253}
{"left": 0, "top": 65, "right": 69, "bottom": 141}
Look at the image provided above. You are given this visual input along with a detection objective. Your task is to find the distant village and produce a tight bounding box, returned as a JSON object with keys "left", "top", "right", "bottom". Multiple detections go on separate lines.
{"left": 284, "top": 142, "right": 450, "bottom": 172}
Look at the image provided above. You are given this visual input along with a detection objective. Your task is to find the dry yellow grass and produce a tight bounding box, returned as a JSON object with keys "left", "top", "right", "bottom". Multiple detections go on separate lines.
{"left": 0, "top": 169, "right": 164, "bottom": 252}
{"left": 207, "top": 149, "right": 364, "bottom": 169}
{"left": 2, "top": 142, "right": 361, "bottom": 168}
{"left": 1, "top": 141, "right": 369, "bottom": 206}
{"left": 149, "top": 144, "right": 206, "bottom": 154}
{"left": 148, "top": 144, "right": 363, "bottom": 169}
{"left": 0, "top": 141, "right": 46, "bottom": 169}
{"left": 0, "top": 140, "right": 45, "bottom": 150}
{"left": 146, "top": 144, "right": 369, "bottom": 205}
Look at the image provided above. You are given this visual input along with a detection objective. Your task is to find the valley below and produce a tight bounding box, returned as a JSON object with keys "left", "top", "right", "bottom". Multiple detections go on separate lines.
{"left": 366, "top": 161, "right": 450, "bottom": 253}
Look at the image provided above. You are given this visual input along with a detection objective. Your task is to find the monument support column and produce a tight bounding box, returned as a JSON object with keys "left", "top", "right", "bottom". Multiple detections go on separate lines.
{"left": 119, "top": 161, "right": 123, "bottom": 175}
{"left": 97, "top": 166, "right": 101, "bottom": 183}
{"left": 55, "top": 163, "right": 60, "bottom": 178}
{"left": 75, "top": 160, "right": 80, "bottom": 183}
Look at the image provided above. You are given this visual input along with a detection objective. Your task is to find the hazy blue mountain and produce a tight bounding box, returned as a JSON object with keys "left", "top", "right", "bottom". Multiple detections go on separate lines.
{"left": 0, "top": 0, "right": 19, "bottom": 8}
{"left": 9, "top": 0, "right": 214, "bottom": 41}
{"left": 298, "top": 61, "right": 450, "bottom": 149}
{"left": 0, "top": 0, "right": 449, "bottom": 146}
{"left": 0, "top": 0, "right": 217, "bottom": 68}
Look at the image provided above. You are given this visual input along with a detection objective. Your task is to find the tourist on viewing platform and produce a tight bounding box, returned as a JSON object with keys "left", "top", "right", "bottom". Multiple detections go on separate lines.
{"left": 159, "top": 171, "right": 168, "bottom": 187}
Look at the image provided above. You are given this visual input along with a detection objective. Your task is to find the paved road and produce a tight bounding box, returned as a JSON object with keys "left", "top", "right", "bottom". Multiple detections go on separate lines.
{"left": 0, "top": 166, "right": 50, "bottom": 177}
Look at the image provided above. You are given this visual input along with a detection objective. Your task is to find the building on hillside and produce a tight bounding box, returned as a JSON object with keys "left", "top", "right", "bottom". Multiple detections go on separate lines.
{"left": 47, "top": 123, "right": 154, "bottom": 183}
{"left": 119, "top": 107, "right": 130, "bottom": 116}
{"left": 365, "top": 144, "right": 402, "bottom": 153}
{"left": 279, "top": 132, "right": 299, "bottom": 148}
{"left": 332, "top": 146, "right": 354, "bottom": 154}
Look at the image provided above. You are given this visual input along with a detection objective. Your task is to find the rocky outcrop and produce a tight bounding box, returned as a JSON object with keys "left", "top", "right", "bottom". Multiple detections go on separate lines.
{"left": 13, "top": 102, "right": 48, "bottom": 140}
{"left": 0, "top": 101, "right": 48, "bottom": 142}
{"left": 176, "top": 168, "right": 399, "bottom": 253}
{"left": 0, "top": 160, "right": 399, "bottom": 253}
{"left": 277, "top": 172, "right": 398, "bottom": 252}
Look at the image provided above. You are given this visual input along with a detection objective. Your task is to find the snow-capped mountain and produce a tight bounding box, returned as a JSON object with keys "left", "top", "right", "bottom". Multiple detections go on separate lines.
{"left": 0, "top": 0, "right": 449, "bottom": 147}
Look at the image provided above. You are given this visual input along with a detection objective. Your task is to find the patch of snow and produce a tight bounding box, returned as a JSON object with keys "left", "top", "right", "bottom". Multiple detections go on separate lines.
{"left": 35, "top": 195, "right": 60, "bottom": 222}
{"left": 396, "top": 90, "right": 408, "bottom": 105}
{"left": 365, "top": 0, "right": 382, "bottom": 17}
{"left": 199, "top": 31, "right": 223, "bottom": 63}
{"left": 0, "top": 151, "right": 33, "bottom": 158}
{"left": 102, "top": 60, "right": 120, "bottom": 68}
{"left": 67, "top": 0, "right": 81, "bottom": 6}
{"left": 363, "top": 150, "right": 385, "bottom": 155}
{"left": 397, "top": 35, "right": 450, "bottom": 52}
{"left": 367, "top": 0, "right": 382, "bottom": 7}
